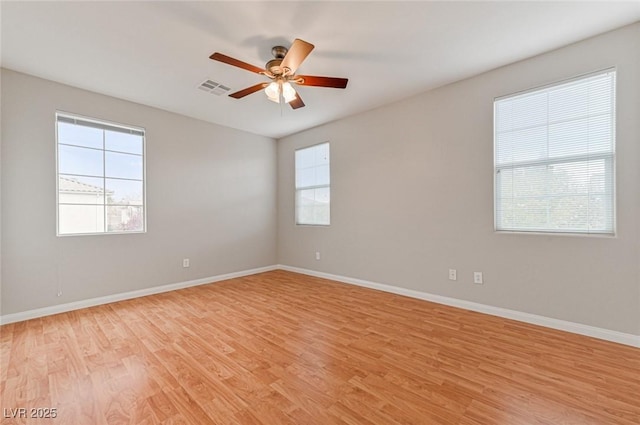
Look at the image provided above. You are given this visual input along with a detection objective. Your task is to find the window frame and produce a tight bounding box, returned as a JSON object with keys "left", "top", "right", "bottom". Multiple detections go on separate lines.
{"left": 55, "top": 111, "right": 147, "bottom": 236}
{"left": 493, "top": 68, "right": 616, "bottom": 236}
{"left": 294, "top": 141, "right": 331, "bottom": 226}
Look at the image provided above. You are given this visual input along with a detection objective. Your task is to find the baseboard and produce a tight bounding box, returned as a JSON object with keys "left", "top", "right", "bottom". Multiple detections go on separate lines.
{"left": 0, "top": 265, "right": 278, "bottom": 325}
{"left": 277, "top": 264, "right": 640, "bottom": 349}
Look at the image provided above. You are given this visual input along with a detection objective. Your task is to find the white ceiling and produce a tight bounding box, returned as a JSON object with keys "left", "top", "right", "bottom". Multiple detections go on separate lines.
{"left": 2, "top": 1, "right": 639, "bottom": 139}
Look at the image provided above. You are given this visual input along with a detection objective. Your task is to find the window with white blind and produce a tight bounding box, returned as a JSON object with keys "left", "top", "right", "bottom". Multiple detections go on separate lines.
{"left": 56, "top": 113, "right": 146, "bottom": 235}
{"left": 295, "top": 142, "right": 330, "bottom": 225}
{"left": 494, "top": 69, "right": 616, "bottom": 234}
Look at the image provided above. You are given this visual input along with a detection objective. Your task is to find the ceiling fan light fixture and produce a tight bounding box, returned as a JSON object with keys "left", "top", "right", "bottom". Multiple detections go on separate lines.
{"left": 282, "top": 82, "right": 297, "bottom": 103}
{"left": 265, "top": 82, "right": 280, "bottom": 103}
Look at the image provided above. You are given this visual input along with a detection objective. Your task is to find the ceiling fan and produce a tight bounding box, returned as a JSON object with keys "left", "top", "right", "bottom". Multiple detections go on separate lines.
{"left": 209, "top": 38, "right": 348, "bottom": 109}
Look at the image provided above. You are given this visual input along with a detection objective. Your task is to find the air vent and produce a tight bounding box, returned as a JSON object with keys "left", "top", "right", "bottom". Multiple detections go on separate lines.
{"left": 197, "top": 79, "right": 231, "bottom": 96}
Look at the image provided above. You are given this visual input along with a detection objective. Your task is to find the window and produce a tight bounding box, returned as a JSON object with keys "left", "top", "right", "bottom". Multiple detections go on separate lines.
{"left": 56, "top": 113, "right": 146, "bottom": 235}
{"left": 494, "top": 69, "right": 616, "bottom": 234}
{"left": 295, "top": 142, "right": 330, "bottom": 225}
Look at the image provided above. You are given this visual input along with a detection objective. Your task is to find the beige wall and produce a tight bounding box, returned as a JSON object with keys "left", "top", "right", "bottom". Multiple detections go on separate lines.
{"left": 1, "top": 69, "right": 277, "bottom": 315}
{"left": 277, "top": 23, "right": 640, "bottom": 336}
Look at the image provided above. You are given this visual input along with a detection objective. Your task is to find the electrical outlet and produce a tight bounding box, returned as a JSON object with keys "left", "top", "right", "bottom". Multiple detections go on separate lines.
{"left": 315, "top": 251, "right": 321, "bottom": 261}
{"left": 448, "top": 269, "right": 457, "bottom": 281}
{"left": 183, "top": 258, "right": 190, "bottom": 268}
{"left": 474, "top": 272, "right": 483, "bottom": 284}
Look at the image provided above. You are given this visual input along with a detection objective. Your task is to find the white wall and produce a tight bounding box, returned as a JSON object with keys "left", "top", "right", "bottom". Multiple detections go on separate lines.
{"left": 1, "top": 69, "right": 277, "bottom": 316}
{"left": 277, "top": 23, "right": 640, "bottom": 336}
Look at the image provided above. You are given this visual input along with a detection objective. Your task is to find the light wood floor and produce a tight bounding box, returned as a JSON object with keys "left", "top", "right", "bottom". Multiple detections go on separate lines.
{"left": 1, "top": 270, "right": 639, "bottom": 424}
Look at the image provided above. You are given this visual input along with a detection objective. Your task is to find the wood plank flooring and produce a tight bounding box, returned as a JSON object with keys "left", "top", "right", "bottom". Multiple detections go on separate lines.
{"left": 1, "top": 270, "right": 639, "bottom": 424}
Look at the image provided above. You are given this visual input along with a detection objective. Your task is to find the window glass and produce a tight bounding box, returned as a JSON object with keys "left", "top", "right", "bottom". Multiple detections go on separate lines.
{"left": 56, "top": 113, "right": 146, "bottom": 235}
{"left": 494, "top": 70, "right": 615, "bottom": 234}
{"left": 295, "top": 143, "right": 330, "bottom": 226}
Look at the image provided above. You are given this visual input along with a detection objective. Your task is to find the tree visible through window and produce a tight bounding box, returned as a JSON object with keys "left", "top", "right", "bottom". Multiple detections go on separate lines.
{"left": 295, "top": 142, "right": 330, "bottom": 225}
{"left": 56, "top": 113, "right": 146, "bottom": 235}
{"left": 494, "top": 69, "right": 616, "bottom": 234}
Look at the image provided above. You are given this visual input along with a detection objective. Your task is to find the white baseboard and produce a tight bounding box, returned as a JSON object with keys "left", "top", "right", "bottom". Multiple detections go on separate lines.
{"left": 278, "top": 264, "right": 640, "bottom": 349}
{"left": 0, "top": 265, "right": 278, "bottom": 325}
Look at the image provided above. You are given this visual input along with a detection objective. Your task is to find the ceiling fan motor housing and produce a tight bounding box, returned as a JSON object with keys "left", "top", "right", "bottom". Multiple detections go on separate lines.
{"left": 266, "top": 59, "right": 284, "bottom": 75}
{"left": 267, "top": 46, "right": 289, "bottom": 75}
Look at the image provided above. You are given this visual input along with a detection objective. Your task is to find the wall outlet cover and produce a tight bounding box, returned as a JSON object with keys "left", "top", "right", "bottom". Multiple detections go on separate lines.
{"left": 474, "top": 272, "right": 483, "bottom": 284}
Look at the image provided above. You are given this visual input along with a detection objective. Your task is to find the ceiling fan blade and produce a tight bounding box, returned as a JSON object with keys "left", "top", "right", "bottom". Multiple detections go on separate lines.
{"left": 289, "top": 92, "right": 305, "bottom": 109}
{"left": 295, "top": 75, "right": 348, "bottom": 89}
{"left": 281, "top": 39, "right": 315, "bottom": 74}
{"left": 229, "top": 83, "right": 268, "bottom": 99}
{"left": 210, "top": 52, "right": 266, "bottom": 74}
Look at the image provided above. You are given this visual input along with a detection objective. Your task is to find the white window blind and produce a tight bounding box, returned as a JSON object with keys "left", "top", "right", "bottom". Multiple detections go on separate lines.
{"left": 56, "top": 113, "right": 146, "bottom": 235}
{"left": 494, "top": 69, "right": 616, "bottom": 234}
{"left": 295, "top": 142, "right": 330, "bottom": 225}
